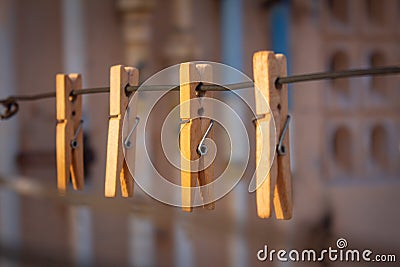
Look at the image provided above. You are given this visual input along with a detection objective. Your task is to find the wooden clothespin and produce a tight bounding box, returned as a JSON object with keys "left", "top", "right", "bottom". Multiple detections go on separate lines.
{"left": 180, "top": 63, "right": 215, "bottom": 212}
{"left": 253, "top": 51, "right": 292, "bottom": 219}
{"left": 105, "top": 65, "right": 139, "bottom": 197}
{"left": 56, "top": 74, "right": 84, "bottom": 193}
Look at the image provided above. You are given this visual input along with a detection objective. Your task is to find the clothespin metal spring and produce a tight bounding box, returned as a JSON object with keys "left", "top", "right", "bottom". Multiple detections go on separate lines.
{"left": 197, "top": 119, "right": 214, "bottom": 156}
{"left": 70, "top": 120, "right": 83, "bottom": 149}
{"left": 179, "top": 117, "right": 215, "bottom": 157}
{"left": 277, "top": 115, "right": 291, "bottom": 156}
{"left": 124, "top": 116, "right": 140, "bottom": 149}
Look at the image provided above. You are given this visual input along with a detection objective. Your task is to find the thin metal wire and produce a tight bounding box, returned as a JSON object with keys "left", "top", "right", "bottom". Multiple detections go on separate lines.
{"left": 276, "top": 66, "right": 400, "bottom": 84}
{"left": 1, "top": 66, "right": 399, "bottom": 120}
{"left": 0, "top": 91, "right": 55, "bottom": 104}
{"left": 2, "top": 66, "right": 399, "bottom": 102}
{"left": 71, "top": 87, "right": 109, "bottom": 96}
{"left": 125, "top": 82, "right": 253, "bottom": 93}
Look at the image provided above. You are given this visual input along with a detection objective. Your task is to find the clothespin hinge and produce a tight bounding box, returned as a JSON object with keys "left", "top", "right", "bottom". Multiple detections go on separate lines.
{"left": 252, "top": 113, "right": 267, "bottom": 125}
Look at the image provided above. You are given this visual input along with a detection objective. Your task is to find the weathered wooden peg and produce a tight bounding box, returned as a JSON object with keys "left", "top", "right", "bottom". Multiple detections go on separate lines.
{"left": 104, "top": 65, "right": 139, "bottom": 198}
{"left": 180, "top": 62, "right": 215, "bottom": 211}
{"left": 253, "top": 51, "right": 293, "bottom": 219}
{"left": 56, "top": 73, "right": 84, "bottom": 193}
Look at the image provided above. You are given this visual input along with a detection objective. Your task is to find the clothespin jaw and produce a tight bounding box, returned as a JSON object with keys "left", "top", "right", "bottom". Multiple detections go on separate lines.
{"left": 253, "top": 51, "right": 292, "bottom": 219}
{"left": 105, "top": 65, "right": 139, "bottom": 198}
{"left": 56, "top": 74, "right": 84, "bottom": 193}
{"left": 180, "top": 63, "right": 215, "bottom": 212}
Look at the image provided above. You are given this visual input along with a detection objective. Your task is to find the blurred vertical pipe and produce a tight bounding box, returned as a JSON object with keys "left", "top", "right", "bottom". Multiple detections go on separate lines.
{"left": 0, "top": 0, "right": 20, "bottom": 264}
{"left": 270, "top": 0, "right": 291, "bottom": 108}
{"left": 221, "top": 1, "right": 248, "bottom": 266}
{"left": 62, "top": 1, "right": 92, "bottom": 266}
{"left": 229, "top": 182, "right": 248, "bottom": 267}
{"left": 221, "top": 0, "right": 246, "bottom": 164}
{"left": 221, "top": 0, "right": 243, "bottom": 70}
{"left": 62, "top": 0, "right": 86, "bottom": 86}
{"left": 129, "top": 216, "right": 155, "bottom": 267}
{"left": 174, "top": 223, "right": 193, "bottom": 267}
{"left": 221, "top": 0, "right": 245, "bottom": 161}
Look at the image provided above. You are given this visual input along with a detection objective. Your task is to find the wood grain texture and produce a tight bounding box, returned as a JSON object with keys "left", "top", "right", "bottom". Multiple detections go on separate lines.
{"left": 197, "top": 64, "right": 215, "bottom": 210}
{"left": 180, "top": 63, "right": 214, "bottom": 211}
{"left": 253, "top": 51, "right": 292, "bottom": 219}
{"left": 180, "top": 63, "right": 200, "bottom": 211}
{"left": 253, "top": 52, "right": 276, "bottom": 218}
{"left": 56, "top": 74, "right": 84, "bottom": 193}
{"left": 105, "top": 65, "right": 139, "bottom": 198}
{"left": 274, "top": 54, "right": 292, "bottom": 220}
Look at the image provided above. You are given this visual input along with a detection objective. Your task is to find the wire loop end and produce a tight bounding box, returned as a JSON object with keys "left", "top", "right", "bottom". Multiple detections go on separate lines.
{"left": 0, "top": 100, "right": 19, "bottom": 120}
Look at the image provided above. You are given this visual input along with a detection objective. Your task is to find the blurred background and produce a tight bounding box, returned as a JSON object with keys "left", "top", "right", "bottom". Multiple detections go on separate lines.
{"left": 0, "top": 0, "right": 399, "bottom": 266}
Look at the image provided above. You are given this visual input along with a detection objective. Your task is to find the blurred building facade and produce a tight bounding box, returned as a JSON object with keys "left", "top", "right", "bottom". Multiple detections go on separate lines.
{"left": 290, "top": 0, "right": 400, "bottom": 260}
{"left": 0, "top": 0, "right": 399, "bottom": 266}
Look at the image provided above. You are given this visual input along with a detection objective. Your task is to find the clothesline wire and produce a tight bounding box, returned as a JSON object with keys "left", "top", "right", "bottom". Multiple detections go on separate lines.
{"left": 0, "top": 66, "right": 399, "bottom": 119}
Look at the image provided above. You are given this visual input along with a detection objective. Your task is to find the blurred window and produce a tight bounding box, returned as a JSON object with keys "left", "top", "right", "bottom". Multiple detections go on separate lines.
{"left": 371, "top": 125, "right": 389, "bottom": 170}
{"left": 330, "top": 51, "right": 350, "bottom": 96}
{"left": 328, "top": 0, "right": 349, "bottom": 24}
{"left": 366, "top": 0, "right": 385, "bottom": 25}
{"left": 333, "top": 126, "right": 353, "bottom": 172}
